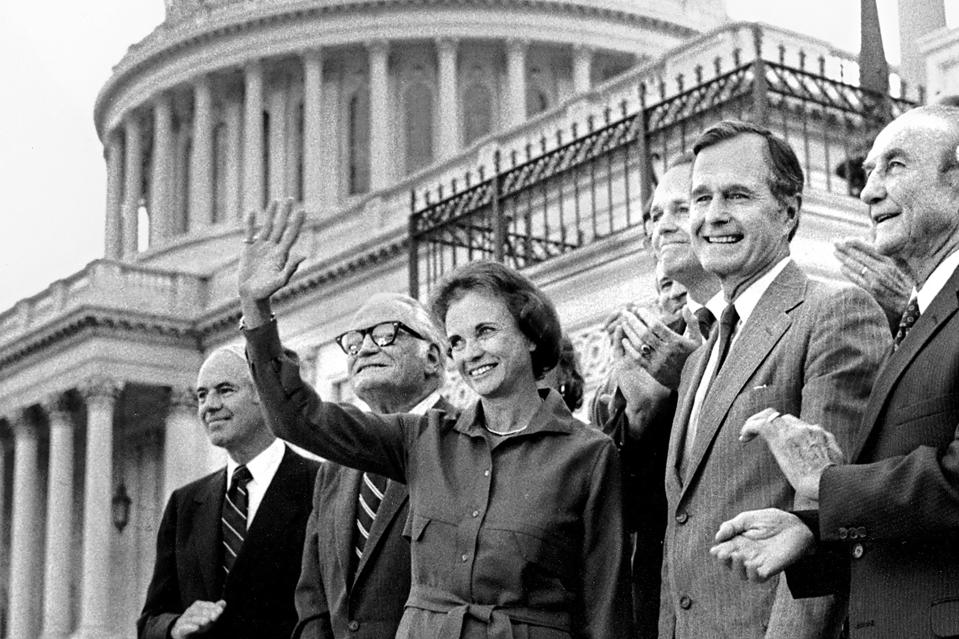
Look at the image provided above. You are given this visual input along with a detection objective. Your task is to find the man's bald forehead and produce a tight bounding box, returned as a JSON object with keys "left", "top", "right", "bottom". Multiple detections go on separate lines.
{"left": 198, "top": 346, "right": 251, "bottom": 384}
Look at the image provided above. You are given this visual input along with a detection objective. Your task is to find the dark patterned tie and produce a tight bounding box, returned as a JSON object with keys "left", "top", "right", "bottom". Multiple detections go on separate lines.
{"left": 893, "top": 295, "right": 920, "bottom": 350}
{"left": 354, "top": 472, "right": 388, "bottom": 570}
{"left": 693, "top": 306, "right": 717, "bottom": 339}
{"left": 221, "top": 465, "right": 253, "bottom": 578}
{"left": 706, "top": 303, "right": 739, "bottom": 392}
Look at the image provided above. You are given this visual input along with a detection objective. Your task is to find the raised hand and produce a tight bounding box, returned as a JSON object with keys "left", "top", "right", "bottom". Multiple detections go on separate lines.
{"left": 834, "top": 236, "right": 912, "bottom": 331}
{"left": 238, "top": 199, "right": 306, "bottom": 302}
{"left": 709, "top": 508, "right": 815, "bottom": 583}
{"left": 740, "top": 408, "right": 845, "bottom": 503}
{"left": 171, "top": 599, "right": 226, "bottom": 638}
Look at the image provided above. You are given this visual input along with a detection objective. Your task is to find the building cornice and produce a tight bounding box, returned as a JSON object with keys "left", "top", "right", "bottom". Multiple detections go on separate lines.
{"left": 94, "top": 0, "right": 699, "bottom": 136}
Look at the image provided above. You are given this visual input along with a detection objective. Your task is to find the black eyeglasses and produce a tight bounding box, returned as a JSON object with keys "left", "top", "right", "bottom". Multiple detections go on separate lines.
{"left": 335, "top": 321, "right": 426, "bottom": 356}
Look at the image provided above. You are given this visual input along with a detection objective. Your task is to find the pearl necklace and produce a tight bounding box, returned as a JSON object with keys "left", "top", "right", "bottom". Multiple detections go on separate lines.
{"left": 484, "top": 423, "right": 529, "bottom": 436}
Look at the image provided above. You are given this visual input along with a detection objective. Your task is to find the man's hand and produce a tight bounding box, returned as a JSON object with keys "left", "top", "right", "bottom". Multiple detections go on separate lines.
{"left": 740, "top": 408, "right": 845, "bottom": 503}
{"left": 607, "top": 322, "right": 672, "bottom": 439}
{"left": 834, "top": 237, "right": 912, "bottom": 330}
{"left": 619, "top": 306, "right": 701, "bottom": 390}
{"left": 710, "top": 509, "right": 815, "bottom": 583}
{"left": 237, "top": 199, "right": 307, "bottom": 327}
{"left": 171, "top": 600, "right": 226, "bottom": 638}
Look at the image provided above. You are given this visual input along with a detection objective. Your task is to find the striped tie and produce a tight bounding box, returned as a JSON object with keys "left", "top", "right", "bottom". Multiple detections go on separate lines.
{"left": 221, "top": 465, "right": 253, "bottom": 578}
{"left": 354, "top": 472, "right": 388, "bottom": 567}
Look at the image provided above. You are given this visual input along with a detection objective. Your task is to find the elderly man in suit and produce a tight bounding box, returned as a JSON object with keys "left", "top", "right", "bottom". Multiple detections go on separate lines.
{"left": 138, "top": 346, "right": 319, "bottom": 639}
{"left": 293, "top": 292, "right": 454, "bottom": 639}
{"left": 711, "top": 105, "right": 959, "bottom": 639}
{"left": 657, "top": 120, "right": 890, "bottom": 639}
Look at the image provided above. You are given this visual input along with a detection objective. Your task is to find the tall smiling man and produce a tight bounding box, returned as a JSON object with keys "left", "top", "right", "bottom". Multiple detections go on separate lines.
{"left": 711, "top": 105, "right": 959, "bottom": 639}
{"left": 658, "top": 121, "right": 889, "bottom": 638}
{"left": 138, "top": 347, "right": 318, "bottom": 639}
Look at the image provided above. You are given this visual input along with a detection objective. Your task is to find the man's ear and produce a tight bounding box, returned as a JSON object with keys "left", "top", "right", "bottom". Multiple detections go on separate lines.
{"left": 425, "top": 343, "right": 443, "bottom": 374}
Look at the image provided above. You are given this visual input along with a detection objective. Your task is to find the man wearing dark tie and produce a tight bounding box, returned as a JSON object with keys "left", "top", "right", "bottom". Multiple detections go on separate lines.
{"left": 138, "top": 346, "right": 319, "bottom": 639}
{"left": 293, "top": 293, "right": 454, "bottom": 639}
{"left": 658, "top": 120, "right": 889, "bottom": 638}
{"left": 711, "top": 105, "right": 959, "bottom": 639}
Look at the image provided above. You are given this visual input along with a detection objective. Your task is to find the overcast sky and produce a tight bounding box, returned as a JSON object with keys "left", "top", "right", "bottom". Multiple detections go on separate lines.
{"left": 0, "top": 1, "right": 951, "bottom": 312}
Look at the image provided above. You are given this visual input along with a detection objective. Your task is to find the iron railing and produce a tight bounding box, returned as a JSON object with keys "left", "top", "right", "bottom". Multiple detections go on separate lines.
{"left": 408, "top": 26, "right": 919, "bottom": 298}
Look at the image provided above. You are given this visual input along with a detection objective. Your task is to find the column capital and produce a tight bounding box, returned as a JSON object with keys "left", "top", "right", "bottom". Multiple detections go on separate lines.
{"left": 436, "top": 37, "right": 459, "bottom": 54}
{"left": 506, "top": 38, "right": 530, "bottom": 56}
{"left": 79, "top": 376, "right": 122, "bottom": 407}
{"left": 244, "top": 58, "right": 263, "bottom": 74}
{"left": 10, "top": 408, "right": 36, "bottom": 439}
{"left": 365, "top": 39, "right": 390, "bottom": 57}
{"left": 301, "top": 47, "right": 323, "bottom": 63}
{"left": 169, "top": 386, "right": 198, "bottom": 415}
{"left": 40, "top": 393, "right": 72, "bottom": 425}
{"left": 573, "top": 43, "right": 595, "bottom": 57}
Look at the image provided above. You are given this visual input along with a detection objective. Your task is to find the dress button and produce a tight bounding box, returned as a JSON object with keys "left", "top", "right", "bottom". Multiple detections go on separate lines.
{"left": 838, "top": 527, "right": 848, "bottom": 540}
{"left": 348, "top": 620, "right": 360, "bottom": 632}
{"left": 679, "top": 595, "right": 692, "bottom": 610}
{"left": 483, "top": 469, "right": 490, "bottom": 477}
{"left": 856, "top": 526, "right": 867, "bottom": 539}
{"left": 676, "top": 512, "right": 688, "bottom": 525}
{"left": 461, "top": 553, "right": 469, "bottom": 562}
{"left": 472, "top": 510, "right": 479, "bottom": 518}
{"left": 851, "top": 543, "right": 864, "bottom": 559}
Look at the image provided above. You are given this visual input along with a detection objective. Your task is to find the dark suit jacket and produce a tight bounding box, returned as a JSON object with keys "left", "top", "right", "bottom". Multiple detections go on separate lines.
{"left": 660, "top": 261, "right": 888, "bottom": 639}
{"left": 292, "top": 397, "right": 454, "bottom": 639}
{"left": 138, "top": 446, "right": 319, "bottom": 639}
{"left": 788, "top": 265, "right": 959, "bottom": 639}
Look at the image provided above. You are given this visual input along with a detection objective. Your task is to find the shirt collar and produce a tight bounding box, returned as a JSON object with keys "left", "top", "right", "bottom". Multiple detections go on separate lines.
{"left": 226, "top": 438, "right": 285, "bottom": 489}
{"left": 408, "top": 390, "right": 443, "bottom": 415}
{"left": 916, "top": 249, "right": 959, "bottom": 313}
{"left": 454, "top": 388, "right": 576, "bottom": 439}
{"left": 728, "top": 257, "right": 792, "bottom": 325}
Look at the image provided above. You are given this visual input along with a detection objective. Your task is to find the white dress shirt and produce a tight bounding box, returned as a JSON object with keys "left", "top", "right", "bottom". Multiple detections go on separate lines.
{"left": 226, "top": 437, "right": 285, "bottom": 529}
{"left": 916, "top": 249, "right": 959, "bottom": 313}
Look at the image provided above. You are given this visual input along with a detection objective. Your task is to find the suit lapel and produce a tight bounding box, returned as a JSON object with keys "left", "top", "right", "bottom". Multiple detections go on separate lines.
{"left": 189, "top": 469, "right": 226, "bottom": 598}
{"left": 668, "top": 332, "right": 716, "bottom": 489}
{"left": 231, "top": 448, "right": 302, "bottom": 578}
{"left": 337, "top": 469, "right": 362, "bottom": 588}
{"left": 852, "top": 267, "right": 959, "bottom": 458}
{"left": 681, "top": 263, "right": 804, "bottom": 494}
{"left": 353, "top": 480, "right": 408, "bottom": 586}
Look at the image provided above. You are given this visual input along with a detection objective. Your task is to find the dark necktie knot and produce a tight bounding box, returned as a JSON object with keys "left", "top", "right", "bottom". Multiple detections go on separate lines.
{"left": 693, "top": 307, "right": 716, "bottom": 338}
{"left": 894, "top": 295, "right": 920, "bottom": 349}
{"left": 231, "top": 465, "right": 253, "bottom": 491}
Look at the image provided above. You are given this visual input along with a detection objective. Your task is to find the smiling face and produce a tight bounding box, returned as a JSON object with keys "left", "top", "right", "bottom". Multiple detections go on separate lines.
{"left": 196, "top": 351, "right": 267, "bottom": 458}
{"left": 651, "top": 162, "right": 699, "bottom": 282}
{"left": 655, "top": 260, "right": 688, "bottom": 321}
{"left": 860, "top": 110, "right": 959, "bottom": 283}
{"left": 690, "top": 133, "right": 796, "bottom": 300}
{"left": 444, "top": 289, "right": 537, "bottom": 400}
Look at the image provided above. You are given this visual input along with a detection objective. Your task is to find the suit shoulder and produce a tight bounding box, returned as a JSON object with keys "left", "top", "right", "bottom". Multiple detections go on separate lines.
{"left": 805, "top": 278, "right": 885, "bottom": 319}
{"left": 169, "top": 468, "right": 223, "bottom": 500}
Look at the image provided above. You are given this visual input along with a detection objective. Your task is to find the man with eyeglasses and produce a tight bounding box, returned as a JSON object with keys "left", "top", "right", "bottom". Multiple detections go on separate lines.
{"left": 293, "top": 292, "right": 454, "bottom": 639}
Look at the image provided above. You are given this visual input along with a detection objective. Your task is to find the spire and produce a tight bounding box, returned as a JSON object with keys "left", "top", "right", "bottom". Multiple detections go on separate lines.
{"left": 859, "top": 0, "right": 889, "bottom": 97}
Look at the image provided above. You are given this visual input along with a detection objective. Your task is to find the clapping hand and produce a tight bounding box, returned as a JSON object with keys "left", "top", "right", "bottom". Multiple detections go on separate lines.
{"left": 834, "top": 237, "right": 912, "bottom": 330}
{"left": 740, "top": 408, "right": 845, "bottom": 504}
{"left": 618, "top": 305, "right": 703, "bottom": 391}
{"left": 709, "top": 509, "right": 815, "bottom": 583}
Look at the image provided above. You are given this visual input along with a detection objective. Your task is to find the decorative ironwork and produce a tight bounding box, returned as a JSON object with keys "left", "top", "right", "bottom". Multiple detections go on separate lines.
{"left": 408, "top": 32, "right": 921, "bottom": 298}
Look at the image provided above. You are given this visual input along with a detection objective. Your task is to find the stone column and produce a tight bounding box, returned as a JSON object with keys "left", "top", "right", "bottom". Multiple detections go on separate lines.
{"left": 150, "top": 93, "right": 174, "bottom": 246}
{"left": 161, "top": 387, "right": 203, "bottom": 503}
{"left": 506, "top": 39, "right": 528, "bottom": 128}
{"left": 302, "top": 49, "right": 325, "bottom": 209}
{"left": 40, "top": 395, "right": 75, "bottom": 639}
{"left": 8, "top": 410, "right": 41, "bottom": 639}
{"left": 103, "top": 134, "right": 123, "bottom": 259}
{"left": 368, "top": 40, "right": 390, "bottom": 191}
{"left": 268, "top": 83, "right": 289, "bottom": 201}
{"left": 74, "top": 377, "right": 121, "bottom": 639}
{"left": 224, "top": 97, "right": 244, "bottom": 220}
{"left": 573, "top": 45, "right": 593, "bottom": 94}
{"left": 436, "top": 38, "right": 460, "bottom": 158}
{"left": 122, "top": 116, "right": 142, "bottom": 258}
{"left": 191, "top": 75, "right": 215, "bottom": 228}
{"left": 243, "top": 60, "right": 265, "bottom": 212}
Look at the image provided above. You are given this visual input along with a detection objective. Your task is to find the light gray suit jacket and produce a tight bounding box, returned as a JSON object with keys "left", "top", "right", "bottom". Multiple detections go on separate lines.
{"left": 659, "top": 261, "right": 890, "bottom": 639}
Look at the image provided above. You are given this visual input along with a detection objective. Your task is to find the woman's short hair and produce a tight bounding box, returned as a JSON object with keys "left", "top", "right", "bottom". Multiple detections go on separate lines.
{"left": 429, "top": 261, "right": 562, "bottom": 379}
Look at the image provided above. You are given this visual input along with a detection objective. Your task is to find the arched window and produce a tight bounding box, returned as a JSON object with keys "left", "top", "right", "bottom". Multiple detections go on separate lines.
{"left": 462, "top": 83, "right": 492, "bottom": 146}
{"left": 405, "top": 83, "right": 433, "bottom": 174}
{"left": 347, "top": 87, "right": 370, "bottom": 195}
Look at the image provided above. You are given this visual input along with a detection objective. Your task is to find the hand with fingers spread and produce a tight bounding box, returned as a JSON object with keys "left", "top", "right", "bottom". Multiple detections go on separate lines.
{"left": 606, "top": 320, "right": 672, "bottom": 438}
{"left": 619, "top": 306, "right": 703, "bottom": 390}
{"left": 171, "top": 600, "right": 226, "bottom": 638}
{"left": 834, "top": 237, "right": 912, "bottom": 331}
{"left": 740, "top": 408, "right": 845, "bottom": 504}
{"left": 237, "top": 199, "right": 307, "bottom": 327}
{"left": 709, "top": 509, "right": 814, "bottom": 583}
